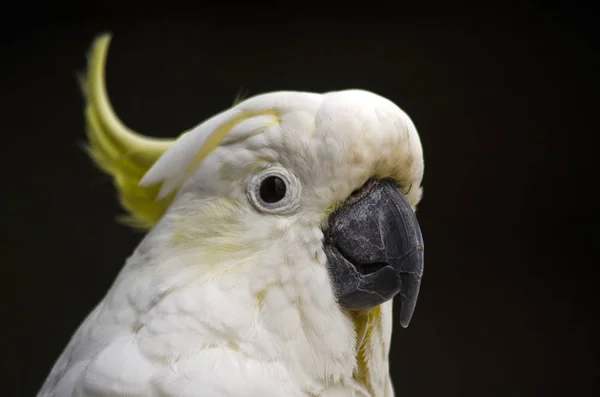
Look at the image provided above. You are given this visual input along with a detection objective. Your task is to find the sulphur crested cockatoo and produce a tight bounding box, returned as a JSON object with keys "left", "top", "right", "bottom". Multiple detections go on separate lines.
{"left": 37, "top": 34, "right": 425, "bottom": 397}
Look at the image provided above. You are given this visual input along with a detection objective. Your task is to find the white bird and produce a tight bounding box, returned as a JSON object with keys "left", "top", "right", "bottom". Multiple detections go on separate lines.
{"left": 37, "top": 33, "right": 425, "bottom": 397}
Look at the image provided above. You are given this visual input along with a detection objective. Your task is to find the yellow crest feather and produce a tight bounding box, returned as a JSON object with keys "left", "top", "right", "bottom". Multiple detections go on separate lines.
{"left": 80, "top": 33, "right": 178, "bottom": 229}
{"left": 232, "top": 87, "right": 249, "bottom": 105}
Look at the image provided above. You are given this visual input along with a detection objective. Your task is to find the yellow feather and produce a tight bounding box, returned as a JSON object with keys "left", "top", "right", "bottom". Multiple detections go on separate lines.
{"left": 181, "top": 108, "right": 279, "bottom": 184}
{"left": 232, "top": 87, "right": 249, "bottom": 106}
{"left": 80, "top": 33, "right": 389, "bottom": 395}
{"left": 351, "top": 306, "right": 381, "bottom": 395}
{"left": 80, "top": 33, "right": 179, "bottom": 229}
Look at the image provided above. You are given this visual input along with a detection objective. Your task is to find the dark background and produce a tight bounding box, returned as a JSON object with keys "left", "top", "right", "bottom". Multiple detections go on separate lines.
{"left": 1, "top": 1, "right": 597, "bottom": 396}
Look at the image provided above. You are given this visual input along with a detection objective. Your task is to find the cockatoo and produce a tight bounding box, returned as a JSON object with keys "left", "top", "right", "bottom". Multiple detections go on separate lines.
{"left": 37, "top": 34, "right": 425, "bottom": 397}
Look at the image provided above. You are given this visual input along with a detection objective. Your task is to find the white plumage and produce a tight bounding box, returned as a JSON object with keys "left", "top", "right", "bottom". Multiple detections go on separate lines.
{"left": 38, "top": 35, "right": 424, "bottom": 397}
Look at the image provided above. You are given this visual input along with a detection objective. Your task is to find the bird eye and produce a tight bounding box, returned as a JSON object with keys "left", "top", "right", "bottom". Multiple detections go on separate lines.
{"left": 247, "top": 167, "right": 301, "bottom": 214}
{"left": 259, "top": 176, "right": 287, "bottom": 203}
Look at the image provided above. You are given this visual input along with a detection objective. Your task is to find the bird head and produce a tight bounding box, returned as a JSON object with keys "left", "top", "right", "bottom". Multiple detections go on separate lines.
{"left": 83, "top": 34, "right": 425, "bottom": 328}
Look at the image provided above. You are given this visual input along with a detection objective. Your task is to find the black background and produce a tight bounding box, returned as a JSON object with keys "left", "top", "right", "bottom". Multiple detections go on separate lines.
{"left": 1, "top": 1, "right": 597, "bottom": 396}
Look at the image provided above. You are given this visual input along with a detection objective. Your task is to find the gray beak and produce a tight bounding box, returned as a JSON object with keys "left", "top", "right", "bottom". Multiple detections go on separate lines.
{"left": 323, "top": 178, "right": 424, "bottom": 328}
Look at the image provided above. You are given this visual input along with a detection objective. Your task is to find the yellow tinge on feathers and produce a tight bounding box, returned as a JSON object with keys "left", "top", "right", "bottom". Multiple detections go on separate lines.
{"left": 81, "top": 34, "right": 255, "bottom": 229}
{"left": 80, "top": 34, "right": 385, "bottom": 395}
{"left": 80, "top": 34, "right": 180, "bottom": 229}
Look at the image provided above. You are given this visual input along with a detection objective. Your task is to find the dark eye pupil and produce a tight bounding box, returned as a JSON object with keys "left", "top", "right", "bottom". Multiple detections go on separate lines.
{"left": 259, "top": 176, "right": 287, "bottom": 203}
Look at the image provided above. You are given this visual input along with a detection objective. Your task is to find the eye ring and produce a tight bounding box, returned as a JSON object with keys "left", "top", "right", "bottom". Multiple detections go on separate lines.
{"left": 247, "top": 167, "right": 302, "bottom": 215}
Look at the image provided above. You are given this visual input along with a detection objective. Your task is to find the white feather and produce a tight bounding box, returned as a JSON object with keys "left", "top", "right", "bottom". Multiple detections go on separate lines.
{"left": 39, "top": 89, "right": 424, "bottom": 397}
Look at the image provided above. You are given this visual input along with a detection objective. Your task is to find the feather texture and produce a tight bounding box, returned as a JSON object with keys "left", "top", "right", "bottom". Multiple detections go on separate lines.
{"left": 80, "top": 33, "right": 178, "bottom": 229}
{"left": 38, "top": 33, "right": 426, "bottom": 397}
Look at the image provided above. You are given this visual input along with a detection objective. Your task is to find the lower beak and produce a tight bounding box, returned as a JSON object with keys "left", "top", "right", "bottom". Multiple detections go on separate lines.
{"left": 323, "top": 178, "right": 424, "bottom": 328}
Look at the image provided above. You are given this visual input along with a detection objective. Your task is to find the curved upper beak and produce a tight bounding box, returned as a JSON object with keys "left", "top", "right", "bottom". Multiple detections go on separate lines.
{"left": 323, "top": 178, "right": 424, "bottom": 328}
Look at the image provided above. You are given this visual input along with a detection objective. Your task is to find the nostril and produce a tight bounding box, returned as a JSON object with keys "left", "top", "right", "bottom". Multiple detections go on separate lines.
{"left": 344, "top": 178, "right": 379, "bottom": 206}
